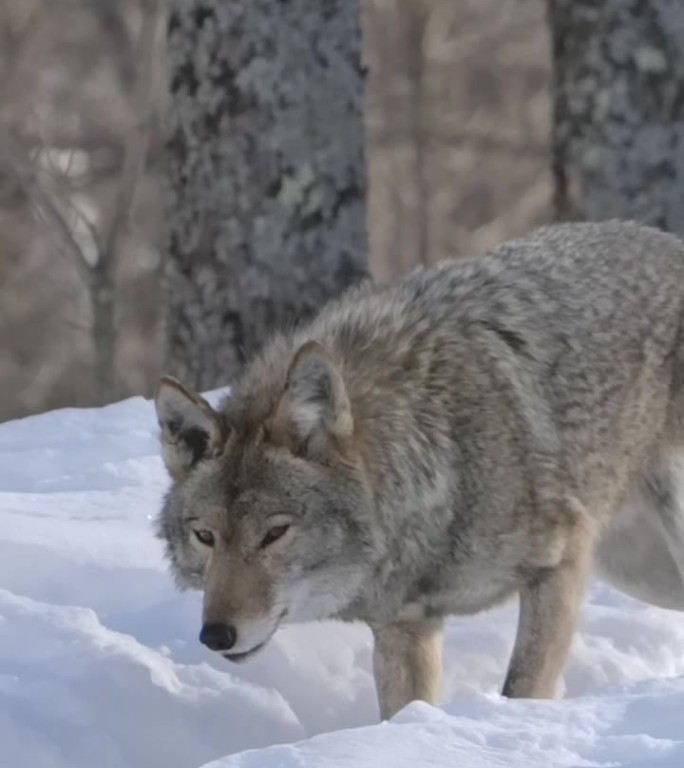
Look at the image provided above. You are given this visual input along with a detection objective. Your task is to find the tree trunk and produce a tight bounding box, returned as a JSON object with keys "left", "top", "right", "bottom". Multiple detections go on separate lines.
{"left": 548, "top": 0, "right": 684, "bottom": 232}
{"left": 164, "top": 0, "right": 369, "bottom": 391}
{"left": 91, "top": 279, "right": 116, "bottom": 404}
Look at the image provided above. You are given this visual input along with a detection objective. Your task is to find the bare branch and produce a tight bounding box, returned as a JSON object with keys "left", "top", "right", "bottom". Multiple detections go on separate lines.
{"left": 70, "top": 198, "right": 103, "bottom": 257}
{"left": 0, "top": 130, "right": 94, "bottom": 287}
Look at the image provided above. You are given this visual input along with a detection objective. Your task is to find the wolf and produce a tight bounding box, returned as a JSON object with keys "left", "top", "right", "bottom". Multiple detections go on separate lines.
{"left": 154, "top": 220, "right": 684, "bottom": 720}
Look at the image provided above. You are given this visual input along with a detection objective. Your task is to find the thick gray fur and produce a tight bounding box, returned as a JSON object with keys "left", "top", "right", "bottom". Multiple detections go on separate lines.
{"left": 155, "top": 220, "right": 684, "bottom": 720}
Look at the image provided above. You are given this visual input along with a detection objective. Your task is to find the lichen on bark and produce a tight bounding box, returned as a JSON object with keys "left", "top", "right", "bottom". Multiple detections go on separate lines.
{"left": 549, "top": 0, "right": 684, "bottom": 234}
{"left": 164, "top": 0, "right": 369, "bottom": 389}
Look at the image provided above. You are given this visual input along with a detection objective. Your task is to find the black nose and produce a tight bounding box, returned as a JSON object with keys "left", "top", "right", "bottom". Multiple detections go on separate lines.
{"left": 199, "top": 622, "right": 237, "bottom": 652}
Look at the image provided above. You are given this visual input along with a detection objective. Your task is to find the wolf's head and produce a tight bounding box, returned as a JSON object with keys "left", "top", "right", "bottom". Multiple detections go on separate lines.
{"left": 154, "top": 342, "right": 374, "bottom": 661}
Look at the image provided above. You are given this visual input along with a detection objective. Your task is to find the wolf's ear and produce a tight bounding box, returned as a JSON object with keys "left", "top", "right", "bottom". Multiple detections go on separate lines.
{"left": 154, "top": 376, "right": 227, "bottom": 481}
{"left": 275, "top": 341, "right": 353, "bottom": 456}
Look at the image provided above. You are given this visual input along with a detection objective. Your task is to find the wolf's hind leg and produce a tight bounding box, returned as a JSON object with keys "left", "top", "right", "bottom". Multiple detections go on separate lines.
{"left": 647, "top": 452, "right": 684, "bottom": 597}
{"left": 595, "top": 455, "right": 684, "bottom": 611}
{"left": 502, "top": 525, "right": 592, "bottom": 699}
{"left": 371, "top": 618, "right": 443, "bottom": 720}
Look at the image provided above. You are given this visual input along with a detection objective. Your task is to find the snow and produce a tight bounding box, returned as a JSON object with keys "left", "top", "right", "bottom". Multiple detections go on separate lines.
{"left": 2, "top": 394, "right": 684, "bottom": 768}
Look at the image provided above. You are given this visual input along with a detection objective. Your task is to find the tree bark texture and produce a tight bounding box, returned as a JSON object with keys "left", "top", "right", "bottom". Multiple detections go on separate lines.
{"left": 165, "top": 0, "right": 369, "bottom": 390}
{"left": 548, "top": 0, "right": 684, "bottom": 232}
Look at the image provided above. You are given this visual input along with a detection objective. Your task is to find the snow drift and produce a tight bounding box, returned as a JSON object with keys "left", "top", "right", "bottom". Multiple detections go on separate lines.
{"left": 1, "top": 394, "right": 684, "bottom": 768}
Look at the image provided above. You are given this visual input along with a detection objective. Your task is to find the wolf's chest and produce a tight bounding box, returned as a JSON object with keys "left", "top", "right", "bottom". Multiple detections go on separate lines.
{"left": 397, "top": 565, "right": 519, "bottom": 620}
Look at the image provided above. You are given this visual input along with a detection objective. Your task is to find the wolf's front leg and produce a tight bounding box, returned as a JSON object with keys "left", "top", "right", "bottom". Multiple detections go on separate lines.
{"left": 371, "top": 618, "right": 443, "bottom": 720}
{"left": 502, "top": 535, "right": 592, "bottom": 699}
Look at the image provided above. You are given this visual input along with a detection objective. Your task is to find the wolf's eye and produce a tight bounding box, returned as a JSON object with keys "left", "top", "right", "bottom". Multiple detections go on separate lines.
{"left": 260, "top": 525, "right": 290, "bottom": 549}
{"left": 193, "top": 529, "right": 215, "bottom": 547}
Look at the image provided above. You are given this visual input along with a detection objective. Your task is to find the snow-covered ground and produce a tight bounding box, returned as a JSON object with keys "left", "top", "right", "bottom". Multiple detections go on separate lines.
{"left": 2, "top": 394, "right": 684, "bottom": 768}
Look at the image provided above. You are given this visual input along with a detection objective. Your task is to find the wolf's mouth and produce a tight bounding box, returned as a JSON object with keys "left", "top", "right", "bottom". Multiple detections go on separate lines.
{"left": 222, "top": 641, "right": 266, "bottom": 663}
{"left": 222, "top": 609, "right": 287, "bottom": 663}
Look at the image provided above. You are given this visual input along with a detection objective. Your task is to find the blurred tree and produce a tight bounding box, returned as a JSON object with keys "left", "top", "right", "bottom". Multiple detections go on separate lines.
{"left": 164, "top": 0, "right": 369, "bottom": 390}
{"left": 548, "top": 0, "right": 684, "bottom": 234}
{"left": 0, "top": 0, "right": 161, "bottom": 409}
{"left": 364, "top": 0, "right": 430, "bottom": 275}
